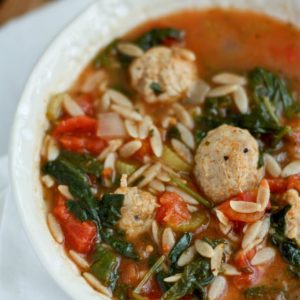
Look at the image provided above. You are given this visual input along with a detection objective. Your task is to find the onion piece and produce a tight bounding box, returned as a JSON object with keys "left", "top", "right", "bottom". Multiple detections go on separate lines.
{"left": 97, "top": 112, "right": 127, "bottom": 140}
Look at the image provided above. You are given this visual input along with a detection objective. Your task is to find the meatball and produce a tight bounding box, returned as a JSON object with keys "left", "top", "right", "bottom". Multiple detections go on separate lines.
{"left": 283, "top": 189, "right": 300, "bottom": 246}
{"left": 129, "top": 46, "right": 197, "bottom": 103}
{"left": 116, "top": 186, "right": 157, "bottom": 239}
{"left": 194, "top": 124, "right": 259, "bottom": 203}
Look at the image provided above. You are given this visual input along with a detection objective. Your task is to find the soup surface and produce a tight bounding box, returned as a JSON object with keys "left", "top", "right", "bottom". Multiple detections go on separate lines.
{"left": 41, "top": 9, "right": 300, "bottom": 300}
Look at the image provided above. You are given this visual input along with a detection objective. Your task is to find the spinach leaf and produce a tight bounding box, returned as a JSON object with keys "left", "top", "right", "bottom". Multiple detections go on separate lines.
{"left": 161, "top": 258, "right": 214, "bottom": 300}
{"left": 93, "top": 39, "right": 119, "bottom": 69}
{"left": 96, "top": 194, "right": 137, "bottom": 260}
{"left": 116, "top": 51, "right": 134, "bottom": 67}
{"left": 166, "top": 126, "right": 181, "bottom": 140}
{"left": 44, "top": 158, "right": 91, "bottom": 200}
{"left": 195, "top": 97, "right": 234, "bottom": 133}
{"left": 102, "top": 229, "right": 139, "bottom": 260}
{"left": 202, "top": 237, "right": 225, "bottom": 249}
{"left": 67, "top": 200, "right": 89, "bottom": 222}
{"left": 270, "top": 205, "right": 300, "bottom": 275}
{"left": 150, "top": 82, "right": 163, "bottom": 96}
{"left": 248, "top": 67, "right": 300, "bottom": 118}
{"left": 43, "top": 157, "right": 101, "bottom": 229}
{"left": 289, "top": 265, "right": 300, "bottom": 278}
{"left": 169, "top": 233, "right": 192, "bottom": 265}
{"left": 94, "top": 28, "right": 184, "bottom": 69}
{"left": 44, "top": 156, "right": 139, "bottom": 259}
{"left": 155, "top": 271, "right": 170, "bottom": 293}
{"left": 91, "top": 244, "right": 120, "bottom": 290}
{"left": 60, "top": 151, "right": 103, "bottom": 178}
{"left": 66, "top": 193, "right": 124, "bottom": 229}
{"left": 194, "top": 130, "right": 206, "bottom": 144}
{"left": 98, "top": 194, "right": 125, "bottom": 227}
{"left": 279, "top": 240, "right": 300, "bottom": 267}
{"left": 111, "top": 84, "right": 133, "bottom": 98}
{"left": 258, "top": 148, "right": 265, "bottom": 168}
{"left": 115, "top": 284, "right": 129, "bottom": 300}
{"left": 270, "top": 205, "right": 291, "bottom": 243}
{"left": 244, "top": 286, "right": 269, "bottom": 298}
{"left": 195, "top": 68, "right": 292, "bottom": 147}
{"left": 135, "top": 28, "right": 184, "bottom": 51}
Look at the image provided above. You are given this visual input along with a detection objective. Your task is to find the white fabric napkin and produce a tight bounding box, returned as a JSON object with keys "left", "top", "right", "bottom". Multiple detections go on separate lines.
{"left": 0, "top": 0, "right": 94, "bottom": 299}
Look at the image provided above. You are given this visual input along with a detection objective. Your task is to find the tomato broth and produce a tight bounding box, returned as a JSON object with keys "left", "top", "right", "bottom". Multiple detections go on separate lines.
{"left": 42, "top": 9, "right": 300, "bottom": 300}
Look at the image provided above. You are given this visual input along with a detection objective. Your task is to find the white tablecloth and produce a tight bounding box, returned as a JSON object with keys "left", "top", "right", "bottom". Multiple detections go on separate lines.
{"left": 0, "top": 1, "right": 94, "bottom": 299}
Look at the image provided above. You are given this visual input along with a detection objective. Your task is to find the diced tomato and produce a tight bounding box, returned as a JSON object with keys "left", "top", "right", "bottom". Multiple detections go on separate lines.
{"left": 233, "top": 266, "right": 260, "bottom": 290}
{"left": 133, "top": 138, "right": 153, "bottom": 161}
{"left": 235, "top": 248, "right": 256, "bottom": 271}
{"left": 75, "top": 93, "right": 95, "bottom": 116}
{"left": 59, "top": 135, "right": 106, "bottom": 155}
{"left": 233, "top": 248, "right": 260, "bottom": 289}
{"left": 156, "top": 192, "right": 191, "bottom": 227}
{"left": 287, "top": 174, "right": 300, "bottom": 191}
{"left": 163, "top": 37, "right": 179, "bottom": 47}
{"left": 217, "top": 200, "right": 264, "bottom": 223}
{"left": 53, "top": 116, "right": 97, "bottom": 138}
{"left": 53, "top": 193, "right": 96, "bottom": 254}
{"left": 140, "top": 278, "right": 162, "bottom": 300}
{"left": 217, "top": 190, "right": 264, "bottom": 223}
{"left": 146, "top": 295, "right": 160, "bottom": 300}
{"left": 267, "top": 178, "right": 287, "bottom": 193}
{"left": 268, "top": 174, "right": 300, "bottom": 193}
{"left": 52, "top": 116, "right": 106, "bottom": 155}
{"left": 119, "top": 260, "right": 140, "bottom": 286}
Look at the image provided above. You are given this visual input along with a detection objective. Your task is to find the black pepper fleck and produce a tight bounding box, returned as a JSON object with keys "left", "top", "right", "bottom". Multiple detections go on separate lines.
{"left": 243, "top": 148, "right": 249, "bottom": 153}
{"left": 224, "top": 156, "right": 229, "bottom": 161}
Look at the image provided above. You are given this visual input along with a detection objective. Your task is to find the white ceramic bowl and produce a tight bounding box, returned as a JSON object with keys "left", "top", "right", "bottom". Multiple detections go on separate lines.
{"left": 10, "top": 0, "right": 300, "bottom": 299}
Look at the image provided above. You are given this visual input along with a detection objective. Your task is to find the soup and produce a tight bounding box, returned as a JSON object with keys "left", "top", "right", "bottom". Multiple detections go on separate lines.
{"left": 41, "top": 9, "right": 300, "bottom": 300}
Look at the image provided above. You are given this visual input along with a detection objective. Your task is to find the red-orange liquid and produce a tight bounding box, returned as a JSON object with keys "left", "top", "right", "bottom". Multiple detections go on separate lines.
{"left": 49, "top": 8, "right": 300, "bottom": 299}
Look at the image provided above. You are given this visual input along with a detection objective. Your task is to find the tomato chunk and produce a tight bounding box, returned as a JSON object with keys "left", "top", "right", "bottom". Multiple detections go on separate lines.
{"left": 140, "top": 278, "right": 162, "bottom": 300}
{"left": 235, "top": 248, "right": 256, "bottom": 271}
{"left": 287, "top": 174, "right": 300, "bottom": 192}
{"left": 233, "top": 248, "right": 260, "bottom": 289}
{"left": 133, "top": 138, "right": 153, "bottom": 161}
{"left": 156, "top": 192, "right": 191, "bottom": 227}
{"left": 53, "top": 116, "right": 97, "bottom": 138}
{"left": 233, "top": 266, "right": 260, "bottom": 290}
{"left": 267, "top": 178, "right": 287, "bottom": 193}
{"left": 268, "top": 174, "right": 300, "bottom": 193}
{"left": 119, "top": 260, "right": 140, "bottom": 286}
{"left": 217, "top": 191, "right": 264, "bottom": 223}
{"left": 59, "top": 135, "right": 106, "bottom": 155}
{"left": 53, "top": 193, "right": 96, "bottom": 254}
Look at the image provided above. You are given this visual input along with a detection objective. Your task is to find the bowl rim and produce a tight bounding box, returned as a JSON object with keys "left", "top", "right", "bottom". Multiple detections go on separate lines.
{"left": 9, "top": 2, "right": 107, "bottom": 300}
